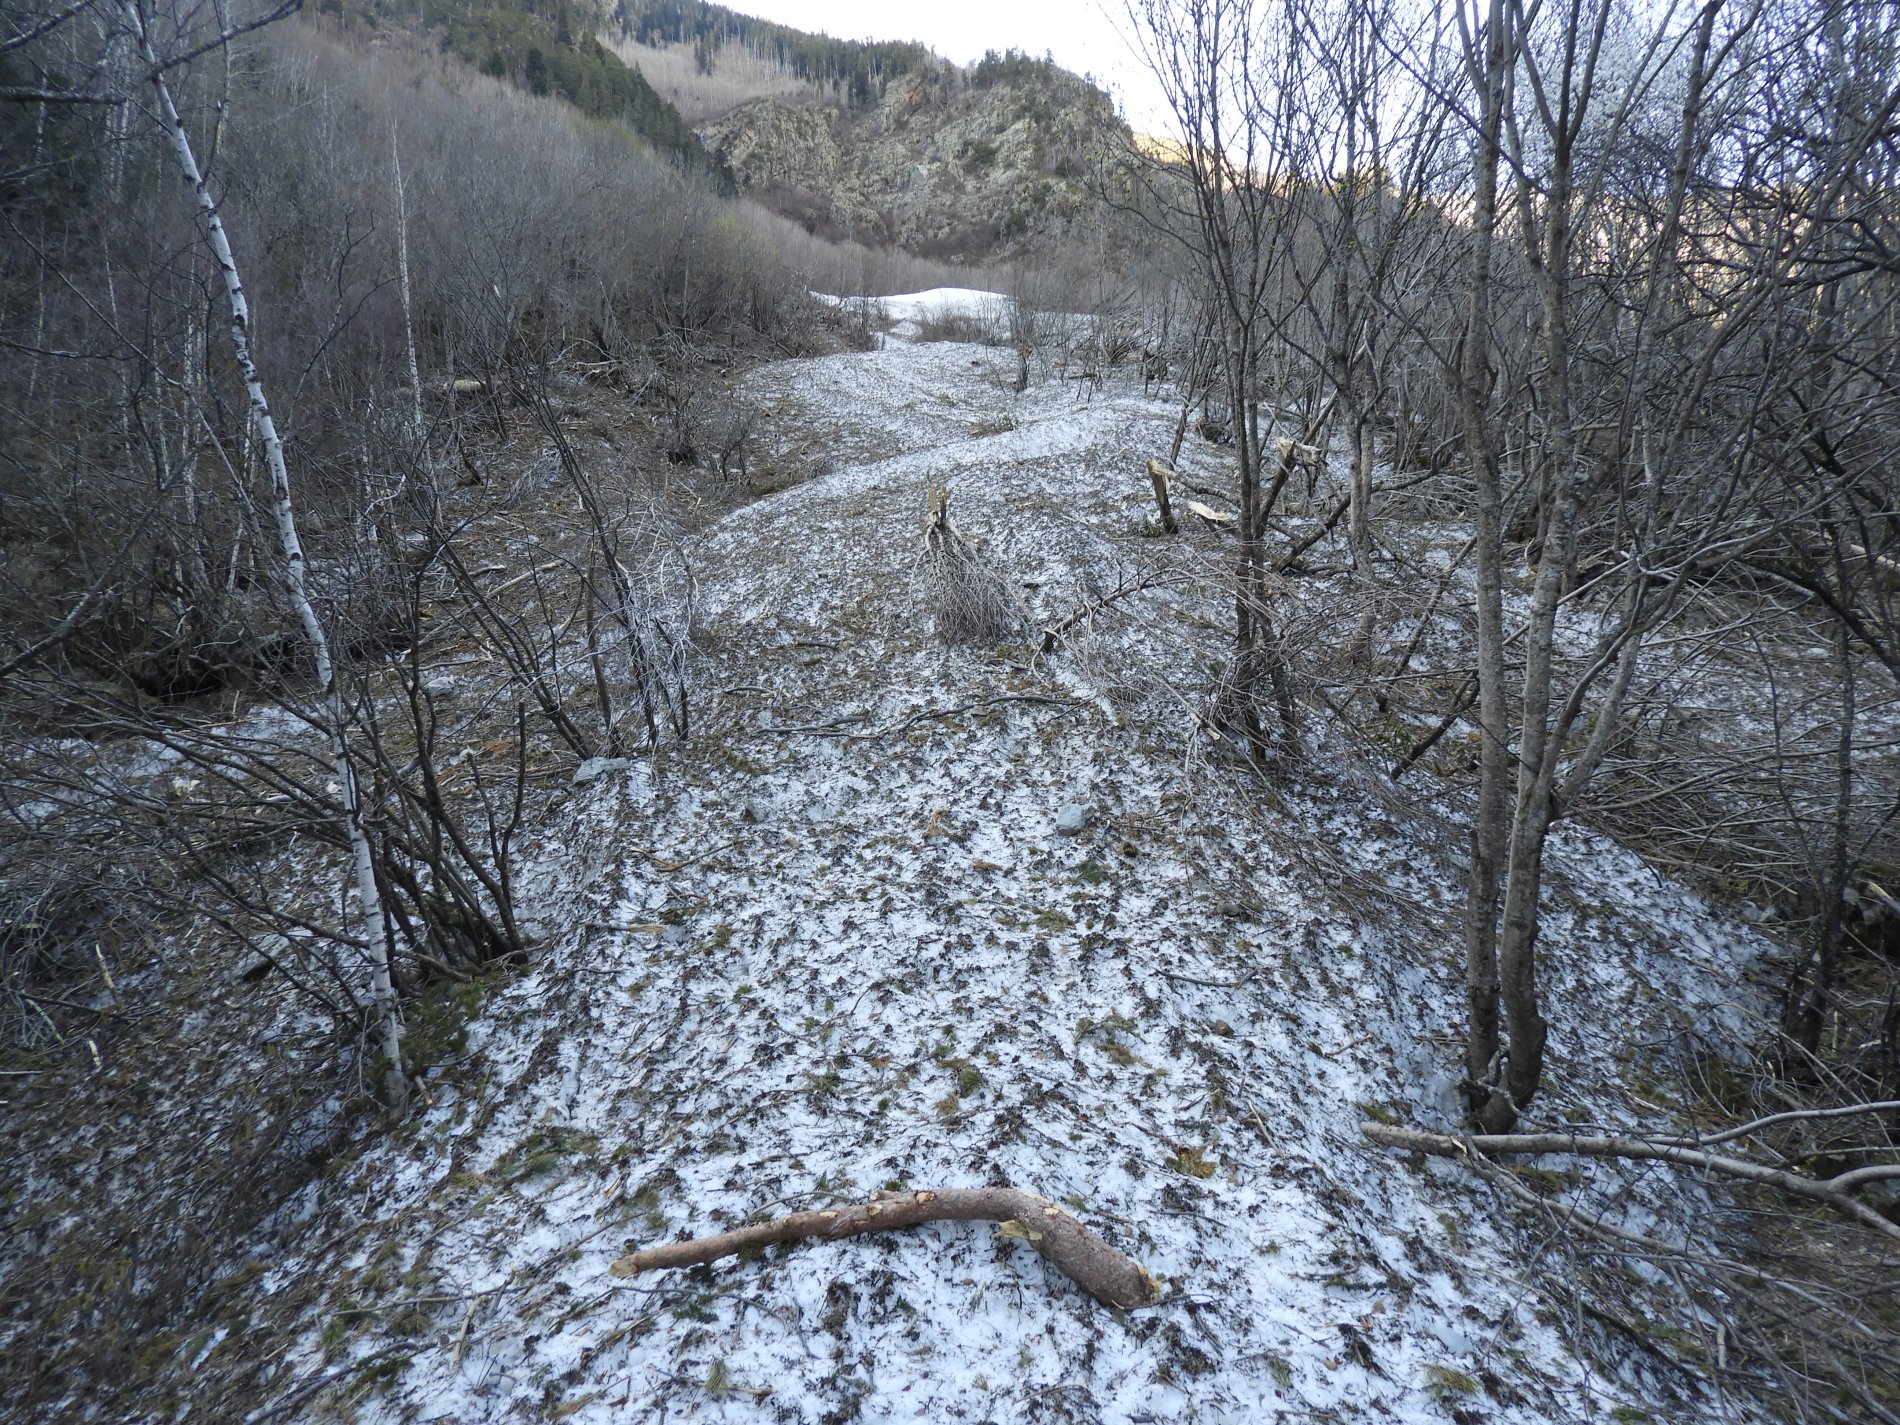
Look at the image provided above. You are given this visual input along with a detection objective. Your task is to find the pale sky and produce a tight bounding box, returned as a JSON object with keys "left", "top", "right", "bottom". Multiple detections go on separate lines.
{"left": 718, "top": 0, "right": 1171, "bottom": 131}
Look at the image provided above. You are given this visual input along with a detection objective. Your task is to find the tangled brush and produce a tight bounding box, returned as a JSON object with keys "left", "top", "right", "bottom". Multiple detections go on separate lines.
{"left": 917, "top": 485, "right": 1021, "bottom": 646}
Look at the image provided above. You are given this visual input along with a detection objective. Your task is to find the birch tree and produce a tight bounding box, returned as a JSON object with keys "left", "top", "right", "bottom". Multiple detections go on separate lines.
{"left": 118, "top": 0, "right": 406, "bottom": 1102}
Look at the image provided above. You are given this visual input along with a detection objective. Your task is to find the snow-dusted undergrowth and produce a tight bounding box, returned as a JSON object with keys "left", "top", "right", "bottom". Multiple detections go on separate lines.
{"left": 265, "top": 293, "right": 1776, "bottom": 1424}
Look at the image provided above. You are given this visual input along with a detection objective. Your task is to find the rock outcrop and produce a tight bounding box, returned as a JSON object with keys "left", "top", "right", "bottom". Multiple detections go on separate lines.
{"left": 701, "top": 57, "right": 1124, "bottom": 262}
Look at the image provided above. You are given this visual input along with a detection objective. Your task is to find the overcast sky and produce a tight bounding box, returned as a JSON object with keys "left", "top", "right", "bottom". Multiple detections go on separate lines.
{"left": 717, "top": 0, "right": 1171, "bottom": 131}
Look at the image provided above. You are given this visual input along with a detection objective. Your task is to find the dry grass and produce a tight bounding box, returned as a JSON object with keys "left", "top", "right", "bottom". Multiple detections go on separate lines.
{"left": 915, "top": 305, "right": 999, "bottom": 345}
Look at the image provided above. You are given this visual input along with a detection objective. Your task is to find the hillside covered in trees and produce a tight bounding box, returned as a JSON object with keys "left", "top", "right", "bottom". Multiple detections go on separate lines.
{"left": 322, "top": 0, "right": 711, "bottom": 170}
{"left": 620, "top": 0, "right": 933, "bottom": 108}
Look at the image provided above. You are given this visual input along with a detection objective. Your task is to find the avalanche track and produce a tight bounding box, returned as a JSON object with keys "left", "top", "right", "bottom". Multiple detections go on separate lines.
{"left": 267, "top": 300, "right": 1773, "bottom": 1425}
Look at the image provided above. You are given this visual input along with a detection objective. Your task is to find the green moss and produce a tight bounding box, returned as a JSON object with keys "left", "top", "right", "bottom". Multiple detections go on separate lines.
{"left": 493, "top": 1126, "right": 600, "bottom": 1184}
{"left": 669, "top": 1291, "right": 718, "bottom": 1323}
{"left": 134, "top": 1332, "right": 183, "bottom": 1373}
{"left": 357, "top": 1352, "right": 407, "bottom": 1386}
{"left": 401, "top": 975, "right": 489, "bottom": 1076}
{"left": 1167, "top": 1145, "right": 1217, "bottom": 1179}
{"left": 322, "top": 1301, "right": 373, "bottom": 1351}
{"left": 1510, "top": 1164, "right": 1582, "bottom": 1196}
{"left": 1424, "top": 1363, "right": 1478, "bottom": 1401}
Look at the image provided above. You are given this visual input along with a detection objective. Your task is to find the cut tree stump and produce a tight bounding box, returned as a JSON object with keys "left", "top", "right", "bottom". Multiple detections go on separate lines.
{"left": 610, "top": 1187, "right": 1163, "bottom": 1310}
{"left": 1147, "top": 459, "right": 1180, "bottom": 534}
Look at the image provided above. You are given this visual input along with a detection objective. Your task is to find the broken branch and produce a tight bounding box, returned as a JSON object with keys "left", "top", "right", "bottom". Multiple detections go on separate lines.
{"left": 1361, "top": 1121, "right": 1900, "bottom": 1245}
{"left": 610, "top": 1187, "right": 1163, "bottom": 1310}
{"left": 1041, "top": 567, "right": 1177, "bottom": 653}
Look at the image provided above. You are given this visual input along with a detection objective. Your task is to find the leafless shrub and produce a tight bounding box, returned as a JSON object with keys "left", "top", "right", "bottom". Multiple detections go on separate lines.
{"left": 915, "top": 304, "right": 996, "bottom": 345}
{"left": 1200, "top": 641, "right": 1296, "bottom": 764}
{"left": 0, "top": 819, "right": 124, "bottom": 1049}
{"left": 1434, "top": 1025, "right": 1900, "bottom": 1425}
{"left": 1102, "top": 327, "right": 1141, "bottom": 369}
{"left": 1042, "top": 564, "right": 1177, "bottom": 710}
{"left": 917, "top": 486, "right": 1021, "bottom": 645}
{"left": 826, "top": 295, "right": 889, "bottom": 351}
{"left": 712, "top": 397, "right": 758, "bottom": 479}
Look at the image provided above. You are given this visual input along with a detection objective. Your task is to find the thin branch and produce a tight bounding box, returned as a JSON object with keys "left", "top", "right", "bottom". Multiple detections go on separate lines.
{"left": 1362, "top": 1121, "right": 1900, "bottom": 1244}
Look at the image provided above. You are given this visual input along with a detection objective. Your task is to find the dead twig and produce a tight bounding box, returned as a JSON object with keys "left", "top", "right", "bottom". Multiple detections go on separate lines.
{"left": 775, "top": 695, "right": 1084, "bottom": 741}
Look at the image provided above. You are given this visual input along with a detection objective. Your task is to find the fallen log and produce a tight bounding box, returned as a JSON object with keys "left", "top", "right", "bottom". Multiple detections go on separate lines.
{"left": 610, "top": 1187, "right": 1163, "bottom": 1310}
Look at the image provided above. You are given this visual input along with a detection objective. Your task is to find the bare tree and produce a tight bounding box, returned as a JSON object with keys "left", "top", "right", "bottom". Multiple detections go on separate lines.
{"left": 1124, "top": 0, "right": 1315, "bottom": 753}
{"left": 115, "top": 0, "right": 406, "bottom": 1101}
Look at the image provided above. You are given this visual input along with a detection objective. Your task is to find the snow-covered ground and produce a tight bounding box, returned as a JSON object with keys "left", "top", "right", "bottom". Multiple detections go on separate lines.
{"left": 258, "top": 294, "right": 1781, "bottom": 1424}
{"left": 811, "top": 286, "right": 1013, "bottom": 346}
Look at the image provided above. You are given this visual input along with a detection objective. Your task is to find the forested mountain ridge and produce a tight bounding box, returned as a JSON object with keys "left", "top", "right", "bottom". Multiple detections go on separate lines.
{"left": 317, "top": 0, "right": 1127, "bottom": 261}
{"left": 600, "top": 2, "right": 1129, "bottom": 260}
{"left": 322, "top": 0, "right": 712, "bottom": 171}
{"left": 614, "top": 0, "right": 934, "bottom": 101}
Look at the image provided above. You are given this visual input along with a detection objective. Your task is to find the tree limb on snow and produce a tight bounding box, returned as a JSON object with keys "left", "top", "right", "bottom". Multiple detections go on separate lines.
{"left": 1041, "top": 566, "right": 1179, "bottom": 653}
{"left": 1361, "top": 1122, "right": 1900, "bottom": 1245}
{"left": 610, "top": 1188, "right": 1163, "bottom": 1310}
{"left": 777, "top": 695, "right": 1084, "bottom": 740}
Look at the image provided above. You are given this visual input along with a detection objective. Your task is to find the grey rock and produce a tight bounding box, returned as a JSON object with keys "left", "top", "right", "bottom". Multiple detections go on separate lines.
{"left": 572, "top": 756, "right": 632, "bottom": 786}
{"left": 1055, "top": 803, "right": 1088, "bottom": 836}
{"left": 700, "top": 62, "right": 1124, "bottom": 264}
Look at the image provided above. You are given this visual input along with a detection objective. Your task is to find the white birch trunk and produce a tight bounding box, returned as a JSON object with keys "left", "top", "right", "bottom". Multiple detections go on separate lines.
{"left": 125, "top": 1, "right": 406, "bottom": 1102}
{"left": 391, "top": 129, "right": 424, "bottom": 441}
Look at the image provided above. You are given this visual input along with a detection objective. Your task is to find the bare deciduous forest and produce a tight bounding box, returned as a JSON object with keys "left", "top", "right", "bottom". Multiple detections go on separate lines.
{"left": 2, "top": 0, "right": 1897, "bottom": 1420}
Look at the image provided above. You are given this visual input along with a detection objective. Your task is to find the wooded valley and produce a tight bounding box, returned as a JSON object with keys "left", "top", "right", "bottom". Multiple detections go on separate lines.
{"left": 2, "top": 1, "right": 1897, "bottom": 1421}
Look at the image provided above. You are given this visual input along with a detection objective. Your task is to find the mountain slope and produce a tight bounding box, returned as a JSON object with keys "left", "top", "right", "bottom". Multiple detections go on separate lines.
{"left": 605, "top": 3, "right": 1128, "bottom": 261}
{"left": 336, "top": 0, "right": 1127, "bottom": 262}
{"left": 329, "top": 0, "right": 710, "bottom": 172}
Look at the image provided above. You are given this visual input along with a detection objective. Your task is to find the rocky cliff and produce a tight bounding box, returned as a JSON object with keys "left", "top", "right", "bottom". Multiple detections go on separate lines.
{"left": 699, "top": 53, "right": 1126, "bottom": 262}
